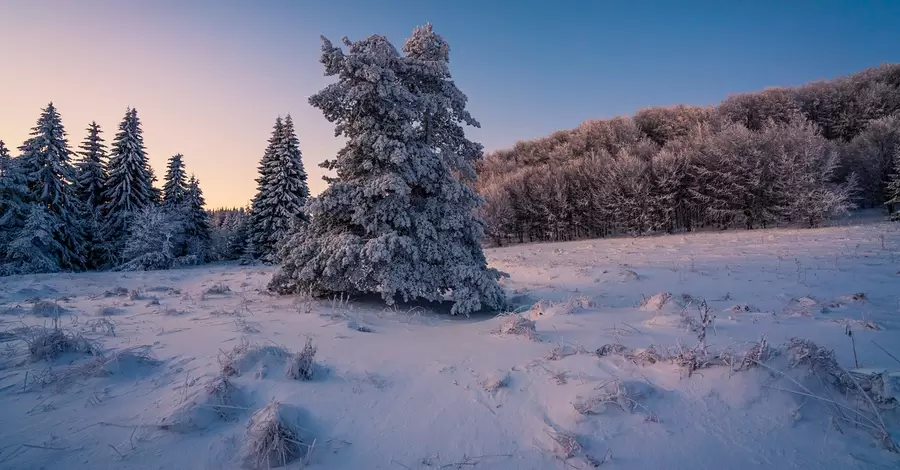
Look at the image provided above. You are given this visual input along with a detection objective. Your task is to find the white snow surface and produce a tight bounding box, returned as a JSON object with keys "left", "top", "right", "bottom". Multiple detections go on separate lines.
{"left": 1, "top": 221, "right": 899, "bottom": 469}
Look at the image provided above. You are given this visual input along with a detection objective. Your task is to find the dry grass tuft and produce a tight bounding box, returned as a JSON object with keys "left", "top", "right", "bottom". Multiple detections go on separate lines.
{"left": 596, "top": 343, "right": 629, "bottom": 357}
{"left": 546, "top": 428, "right": 582, "bottom": 460}
{"left": 482, "top": 372, "right": 510, "bottom": 393}
{"left": 574, "top": 379, "right": 659, "bottom": 422}
{"left": 202, "top": 282, "right": 231, "bottom": 298}
{"left": 285, "top": 338, "right": 317, "bottom": 381}
{"left": 493, "top": 313, "right": 538, "bottom": 340}
{"left": 22, "top": 325, "right": 96, "bottom": 361}
{"left": 31, "top": 301, "right": 67, "bottom": 317}
{"left": 241, "top": 401, "right": 312, "bottom": 469}
{"left": 98, "top": 306, "right": 123, "bottom": 316}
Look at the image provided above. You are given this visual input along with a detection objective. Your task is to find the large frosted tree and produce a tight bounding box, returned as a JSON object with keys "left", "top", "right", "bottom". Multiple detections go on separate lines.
{"left": 162, "top": 153, "right": 188, "bottom": 208}
{"left": 247, "top": 115, "right": 309, "bottom": 262}
{"left": 102, "top": 108, "right": 156, "bottom": 262}
{"left": 16, "top": 103, "right": 86, "bottom": 271}
{"left": 270, "top": 31, "right": 506, "bottom": 315}
{"left": 74, "top": 122, "right": 108, "bottom": 269}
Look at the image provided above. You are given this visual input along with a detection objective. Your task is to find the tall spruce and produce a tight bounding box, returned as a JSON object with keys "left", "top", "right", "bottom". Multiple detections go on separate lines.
{"left": 74, "top": 122, "right": 109, "bottom": 269}
{"left": 74, "top": 122, "right": 108, "bottom": 211}
{"left": 247, "top": 115, "right": 309, "bottom": 262}
{"left": 270, "top": 31, "right": 506, "bottom": 315}
{"left": 182, "top": 174, "right": 212, "bottom": 260}
{"left": 162, "top": 153, "right": 188, "bottom": 208}
{"left": 102, "top": 108, "right": 156, "bottom": 263}
{"left": 16, "top": 103, "right": 86, "bottom": 271}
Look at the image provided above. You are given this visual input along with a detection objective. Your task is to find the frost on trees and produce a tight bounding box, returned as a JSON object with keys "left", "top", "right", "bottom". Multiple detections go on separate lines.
{"left": 17, "top": 103, "right": 86, "bottom": 272}
{"left": 118, "top": 206, "right": 178, "bottom": 271}
{"left": 270, "top": 28, "right": 506, "bottom": 316}
{"left": 886, "top": 147, "right": 900, "bottom": 221}
{"left": 2, "top": 205, "right": 67, "bottom": 275}
{"left": 180, "top": 174, "right": 212, "bottom": 261}
{"left": 101, "top": 108, "right": 156, "bottom": 263}
{"left": 247, "top": 115, "right": 309, "bottom": 263}
{"left": 73, "top": 122, "right": 109, "bottom": 269}
{"left": 162, "top": 153, "right": 189, "bottom": 209}
{"left": 0, "top": 140, "right": 30, "bottom": 266}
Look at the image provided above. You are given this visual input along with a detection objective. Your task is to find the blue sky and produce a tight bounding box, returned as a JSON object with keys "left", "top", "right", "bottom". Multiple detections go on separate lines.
{"left": 1, "top": 0, "right": 898, "bottom": 206}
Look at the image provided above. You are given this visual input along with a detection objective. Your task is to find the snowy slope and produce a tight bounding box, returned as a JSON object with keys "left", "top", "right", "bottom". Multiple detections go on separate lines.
{"left": 1, "top": 221, "right": 899, "bottom": 469}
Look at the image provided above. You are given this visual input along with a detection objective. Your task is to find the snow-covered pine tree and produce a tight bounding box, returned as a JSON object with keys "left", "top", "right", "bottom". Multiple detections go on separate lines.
{"left": 247, "top": 115, "right": 309, "bottom": 262}
{"left": 180, "top": 174, "right": 211, "bottom": 262}
{"left": 101, "top": 108, "right": 156, "bottom": 263}
{"left": 0, "top": 140, "right": 30, "bottom": 264}
{"left": 270, "top": 31, "right": 506, "bottom": 315}
{"left": 162, "top": 153, "right": 188, "bottom": 208}
{"left": 226, "top": 208, "right": 250, "bottom": 260}
{"left": 2, "top": 204, "right": 66, "bottom": 275}
{"left": 17, "top": 103, "right": 86, "bottom": 271}
{"left": 118, "top": 206, "right": 178, "bottom": 271}
{"left": 885, "top": 146, "right": 900, "bottom": 221}
{"left": 73, "top": 122, "right": 109, "bottom": 269}
{"left": 74, "top": 122, "right": 108, "bottom": 211}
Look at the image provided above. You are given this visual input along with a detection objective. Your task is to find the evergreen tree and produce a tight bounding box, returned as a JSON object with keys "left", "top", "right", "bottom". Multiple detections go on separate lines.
{"left": 270, "top": 31, "right": 506, "bottom": 316}
{"left": 247, "top": 116, "right": 309, "bottom": 262}
{"left": 181, "top": 174, "right": 212, "bottom": 260}
{"left": 886, "top": 147, "right": 900, "bottom": 221}
{"left": 74, "top": 122, "right": 108, "bottom": 211}
{"left": 17, "top": 103, "right": 86, "bottom": 271}
{"left": 226, "top": 208, "right": 250, "bottom": 260}
{"left": 101, "top": 108, "right": 155, "bottom": 262}
{"left": 118, "top": 206, "right": 178, "bottom": 271}
{"left": 2, "top": 205, "right": 65, "bottom": 275}
{"left": 0, "top": 140, "right": 30, "bottom": 262}
{"left": 162, "top": 153, "right": 188, "bottom": 208}
{"left": 73, "top": 122, "right": 109, "bottom": 269}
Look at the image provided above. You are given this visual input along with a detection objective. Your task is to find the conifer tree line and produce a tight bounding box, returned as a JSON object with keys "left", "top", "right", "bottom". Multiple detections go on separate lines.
{"left": 0, "top": 104, "right": 213, "bottom": 275}
{"left": 477, "top": 64, "right": 900, "bottom": 245}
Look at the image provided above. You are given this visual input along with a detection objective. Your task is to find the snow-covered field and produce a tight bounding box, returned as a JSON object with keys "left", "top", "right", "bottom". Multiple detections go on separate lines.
{"left": 1, "top": 221, "right": 899, "bottom": 470}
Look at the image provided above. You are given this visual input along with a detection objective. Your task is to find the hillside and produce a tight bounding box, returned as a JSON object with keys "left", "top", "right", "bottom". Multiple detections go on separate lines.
{"left": 477, "top": 64, "right": 900, "bottom": 246}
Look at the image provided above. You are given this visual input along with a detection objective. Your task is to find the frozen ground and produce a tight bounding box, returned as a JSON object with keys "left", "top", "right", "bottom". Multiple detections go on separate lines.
{"left": 1, "top": 220, "right": 899, "bottom": 469}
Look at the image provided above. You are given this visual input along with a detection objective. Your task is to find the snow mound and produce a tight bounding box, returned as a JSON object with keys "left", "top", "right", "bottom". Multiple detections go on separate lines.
{"left": 31, "top": 301, "right": 68, "bottom": 317}
{"left": 219, "top": 341, "right": 292, "bottom": 379}
{"left": 526, "top": 295, "right": 596, "bottom": 319}
{"left": 160, "top": 374, "right": 246, "bottom": 433}
{"left": 241, "top": 401, "right": 314, "bottom": 469}
{"left": 493, "top": 313, "right": 538, "bottom": 340}
{"left": 640, "top": 292, "right": 672, "bottom": 311}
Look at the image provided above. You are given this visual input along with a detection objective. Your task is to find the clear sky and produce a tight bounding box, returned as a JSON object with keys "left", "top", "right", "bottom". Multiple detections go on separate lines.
{"left": 1, "top": 0, "right": 898, "bottom": 208}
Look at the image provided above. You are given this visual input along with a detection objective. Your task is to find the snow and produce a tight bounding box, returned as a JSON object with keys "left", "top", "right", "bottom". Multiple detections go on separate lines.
{"left": 1, "top": 220, "right": 899, "bottom": 469}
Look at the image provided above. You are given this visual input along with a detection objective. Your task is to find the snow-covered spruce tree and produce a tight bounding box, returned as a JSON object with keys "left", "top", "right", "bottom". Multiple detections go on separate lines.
{"left": 270, "top": 31, "right": 506, "bottom": 315}
{"left": 0, "top": 140, "right": 30, "bottom": 264}
{"left": 101, "top": 108, "right": 156, "bottom": 264}
{"left": 179, "top": 174, "right": 211, "bottom": 262}
{"left": 247, "top": 115, "right": 309, "bottom": 262}
{"left": 17, "top": 103, "right": 86, "bottom": 271}
{"left": 118, "top": 206, "right": 178, "bottom": 271}
{"left": 162, "top": 153, "right": 188, "bottom": 208}
{"left": 73, "top": 122, "right": 109, "bottom": 269}
{"left": 885, "top": 147, "right": 900, "bottom": 221}
{"left": 2, "top": 204, "right": 66, "bottom": 275}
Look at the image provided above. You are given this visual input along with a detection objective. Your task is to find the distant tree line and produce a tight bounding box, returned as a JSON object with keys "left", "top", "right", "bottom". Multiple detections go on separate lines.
{"left": 0, "top": 104, "right": 213, "bottom": 275}
{"left": 477, "top": 64, "right": 900, "bottom": 245}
